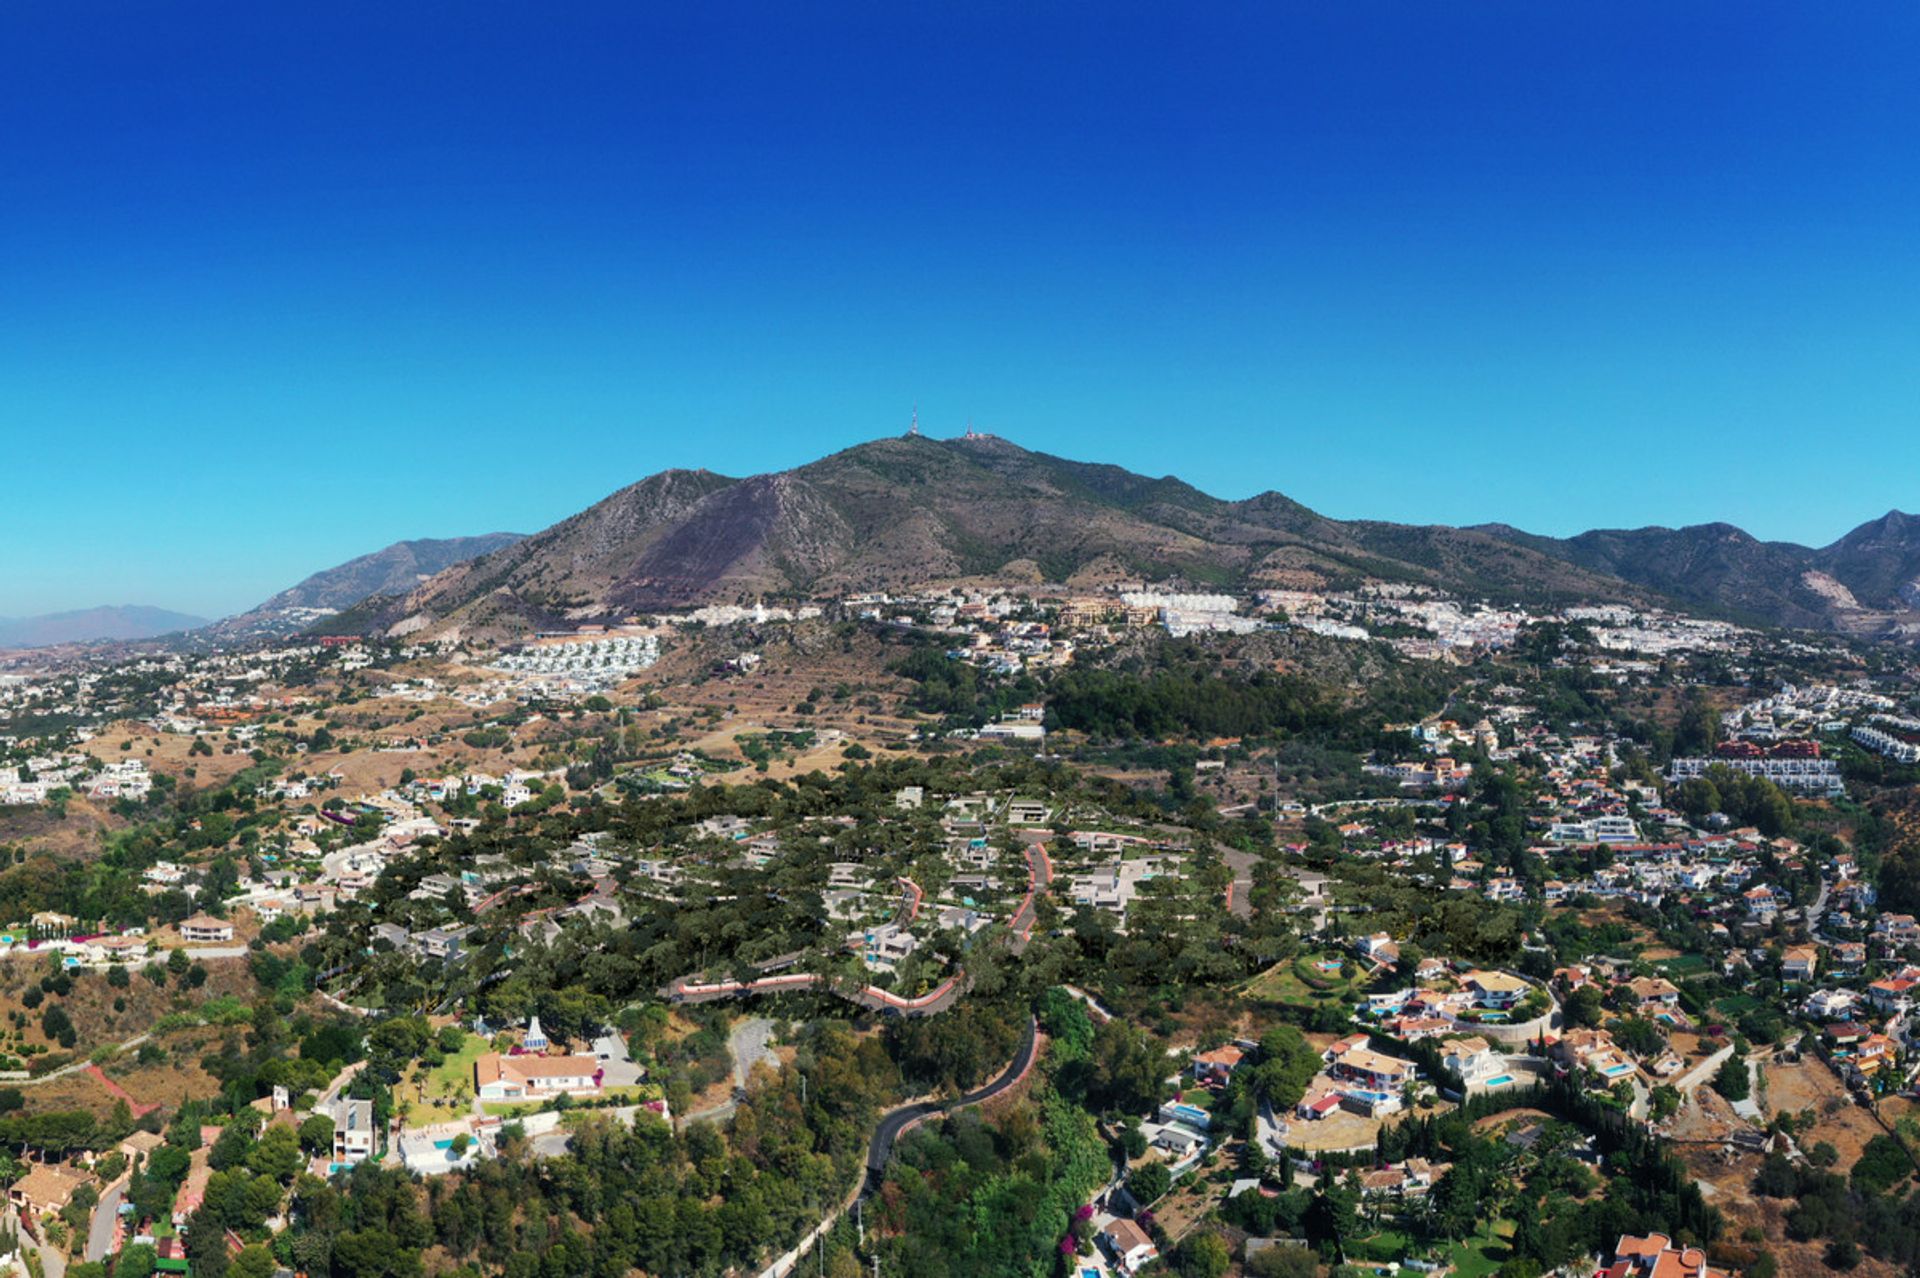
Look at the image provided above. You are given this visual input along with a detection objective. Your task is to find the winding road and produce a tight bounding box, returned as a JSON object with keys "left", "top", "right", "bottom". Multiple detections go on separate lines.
{"left": 860, "top": 1015, "right": 1040, "bottom": 1194}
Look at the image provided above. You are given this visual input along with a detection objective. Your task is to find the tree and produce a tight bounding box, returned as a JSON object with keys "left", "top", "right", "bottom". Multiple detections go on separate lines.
{"left": 1248, "top": 1246, "right": 1319, "bottom": 1278}
{"left": 115, "top": 1243, "right": 159, "bottom": 1278}
{"left": 229, "top": 1245, "right": 279, "bottom": 1278}
{"left": 1712, "top": 1053, "right": 1750, "bottom": 1103}
{"left": 1562, "top": 983, "right": 1606, "bottom": 1029}
{"left": 1088, "top": 1019, "right": 1170, "bottom": 1115}
{"left": 247, "top": 1124, "right": 302, "bottom": 1182}
{"left": 1304, "top": 1175, "right": 1360, "bottom": 1259}
{"left": 1674, "top": 694, "right": 1721, "bottom": 757}
{"left": 208, "top": 1120, "right": 257, "bottom": 1172}
{"left": 1247, "top": 1025, "right": 1321, "bottom": 1110}
{"left": 300, "top": 1113, "right": 336, "bottom": 1156}
{"left": 1128, "top": 1161, "right": 1172, "bottom": 1205}
{"left": 1176, "top": 1231, "right": 1232, "bottom": 1278}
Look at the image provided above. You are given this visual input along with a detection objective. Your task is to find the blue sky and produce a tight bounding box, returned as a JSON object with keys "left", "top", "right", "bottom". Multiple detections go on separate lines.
{"left": 3, "top": 3, "right": 1917, "bottom": 617}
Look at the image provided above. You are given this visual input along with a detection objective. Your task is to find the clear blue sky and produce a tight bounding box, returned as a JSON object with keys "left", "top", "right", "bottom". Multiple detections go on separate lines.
{"left": 4, "top": 3, "right": 1917, "bottom": 617}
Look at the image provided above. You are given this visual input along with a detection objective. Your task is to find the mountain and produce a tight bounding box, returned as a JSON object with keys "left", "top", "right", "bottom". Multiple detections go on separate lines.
{"left": 1475, "top": 510, "right": 1920, "bottom": 636}
{"left": 0, "top": 605, "right": 209, "bottom": 649}
{"left": 369, "top": 436, "right": 1651, "bottom": 636}
{"left": 213, "top": 533, "right": 525, "bottom": 638}
{"left": 1817, "top": 511, "right": 1920, "bottom": 612}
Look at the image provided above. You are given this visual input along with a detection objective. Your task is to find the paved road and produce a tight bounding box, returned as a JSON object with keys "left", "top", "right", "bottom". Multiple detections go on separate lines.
{"left": 1220, "top": 848, "right": 1258, "bottom": 919}
{"left": 861, "top": 1015, "right": 1039, "bottom": 1195}
{"left": 86, "top": 1180, "right": 124, "bottom": 1262}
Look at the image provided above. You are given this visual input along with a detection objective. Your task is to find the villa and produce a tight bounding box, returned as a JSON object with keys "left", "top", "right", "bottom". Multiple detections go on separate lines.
{"left": 474, "top": 1052, "right": 605, "bottom": 1101}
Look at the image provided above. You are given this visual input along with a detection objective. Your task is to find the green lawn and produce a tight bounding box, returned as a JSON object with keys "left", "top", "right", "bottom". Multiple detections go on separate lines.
{"left": 1443, "top": 1221, "right": 1515, "bottom": 1278}
{"left": 1350, "top": 1229, "right": 1414, "bottom": 1262}
{"left": 1244, "top": 952, "right": 1359, "bottom": 1004}
{"left": 1653, "top": 954, "right": 1711, "bottom": 977}
{"left": 397, "top": 1031, "right": 491, "bottom": 1126}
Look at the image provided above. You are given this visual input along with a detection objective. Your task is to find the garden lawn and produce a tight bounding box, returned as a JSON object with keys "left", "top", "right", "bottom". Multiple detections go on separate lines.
{"left": 1443, "top": 1220, "right": 1514, "bottom": 1278}
{"left": 1243, "top": 953, "right": 1359, "bottom": 1005}
{"left": 397, "top": 1031, "right": 490, "bottom": 1126}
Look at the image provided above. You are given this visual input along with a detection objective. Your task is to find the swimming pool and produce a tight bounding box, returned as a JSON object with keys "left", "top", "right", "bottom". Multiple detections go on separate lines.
{"left": 1602, "top": 1063, "right": 1634, "bottom": 1077}
{"left": 1484, "top": 1074, "right": 1514, "bottom": 1087}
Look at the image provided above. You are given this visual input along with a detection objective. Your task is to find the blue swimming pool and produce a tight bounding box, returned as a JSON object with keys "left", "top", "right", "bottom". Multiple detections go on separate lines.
{"left": 1484, "top": 1074, "right": 1514, "bottom": 1087}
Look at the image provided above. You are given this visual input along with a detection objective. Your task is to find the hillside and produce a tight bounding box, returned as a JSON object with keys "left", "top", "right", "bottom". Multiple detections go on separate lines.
{"left": 373, "top": 436, "right": 1650, "bottom": 636}
{"left": 1477, "top": 511, "right": 1920, "bottom": 637}
{"left": 212, "top": 532, "right": 525, "bottom": 638}
{"left": 0, "top": 605, "right": 209, "bottom": 648}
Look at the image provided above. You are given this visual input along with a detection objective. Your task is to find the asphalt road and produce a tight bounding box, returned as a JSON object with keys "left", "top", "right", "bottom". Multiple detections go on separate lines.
{"left": 861, "top": 1015, "right": 1038, "bottom": 1196}
{"left": 86, "top": 1180, "right": 124, "bottom": 1261}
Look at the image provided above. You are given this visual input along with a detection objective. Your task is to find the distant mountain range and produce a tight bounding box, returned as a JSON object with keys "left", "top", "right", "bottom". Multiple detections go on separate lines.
{"left": 334, "top": 435, "right": 1913, "bottom": 641}
{"left": 0, "top": 605, "right": 210, "bottom": 649}
{"left": 209, "top": 533, "right": 525, "bottom": 638}
{"left": 329, "top": 435, "right": 1660, "bottom": 635}
{"left": 1475, "top": 512, "right": 1920, "bottom": 635}
{"left": 23, "top": 440, "right": 1920, "bottom": 649}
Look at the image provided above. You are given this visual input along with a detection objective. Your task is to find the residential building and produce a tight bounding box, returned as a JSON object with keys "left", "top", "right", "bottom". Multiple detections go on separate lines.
{"left": 8, "top": 1161, "right": 87, "bottom": 1217}
{"left": 1099, "top": 1218, "right": 1160, "bottom": 1275}
{"left": 179, "top": 914, "right": 235, "bottom": 944}
{"left": 331, "top": 1097, "right": 377, "bottom": 1166}
{"left": 474, "top": 1053, "right": 604, "bottom": 1101}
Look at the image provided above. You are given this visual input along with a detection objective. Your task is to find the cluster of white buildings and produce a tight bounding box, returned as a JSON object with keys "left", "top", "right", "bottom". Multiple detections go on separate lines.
{"left": 1666, "top": 753, "right": 1846, "bottom": 796}
{"left": 1120, "top": 591, "right": 1259, "bottom": 637}
{"left": 1853, "top": 715, "right": 1920, "bottom": 764}
{"left": 490, "top": 633, "right": 659, "bottom": 690}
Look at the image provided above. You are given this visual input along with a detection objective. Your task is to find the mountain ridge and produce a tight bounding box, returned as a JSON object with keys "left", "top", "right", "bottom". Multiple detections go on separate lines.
{"left": 211, "top": 533, "right": 527, "bottom": 638}
{"left": 280, "top": 435, "right": 1918, "bottom": 643}
{"left": 0, "top": 605, "right": 210, "bottom": 649}
{"left": 369, "top": 436, "right": 1652, "bottom": 635}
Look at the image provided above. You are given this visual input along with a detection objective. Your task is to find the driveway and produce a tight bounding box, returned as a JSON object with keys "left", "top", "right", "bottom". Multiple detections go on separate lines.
{"left": 86, "top": 1180, "right": 125, "bottom": 1261}
{"left": 592, "top": 1029, "right": 646, "bottom": 1088}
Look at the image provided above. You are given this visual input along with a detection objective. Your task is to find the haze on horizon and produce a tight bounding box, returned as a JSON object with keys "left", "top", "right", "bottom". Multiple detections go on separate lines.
{"left": 4, "top": 3, "right": 1917, "bottom": 618}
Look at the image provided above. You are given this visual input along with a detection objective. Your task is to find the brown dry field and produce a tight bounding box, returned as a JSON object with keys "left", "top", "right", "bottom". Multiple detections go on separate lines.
{"left": 86, "top": 721, "right": 261, "bottom": 790}
{"left": 0, "top": 794, "right": 121, "bottom": 859}
{"left": 1758, "top": 1058, "right": 1917, "bottom": 1173}
{"left": 1679, "top": 1145, "right": 1901, "bottom": 1278}
{"left": 0, "top": 952, "right": 257, "bottom": 1065}
{"left": 22, "top": 1025, "right": 231, "bottom": 1121}
{"left": 1473, "top": 1106, "right": 1554, "bottom": 1134}
{"left": 1666, "top": 1086, "right": 1747, "bottom": 1143}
